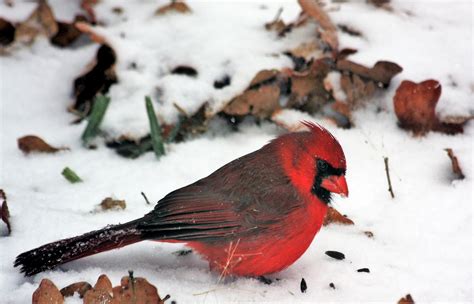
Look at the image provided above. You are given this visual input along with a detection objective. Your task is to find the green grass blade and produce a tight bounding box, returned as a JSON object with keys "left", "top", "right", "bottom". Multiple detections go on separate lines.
{"left": 145, "top": 96, "right": 165, "bottom": 158}
{"left": 81, "top": 95, "right": 111, "bottom": 146}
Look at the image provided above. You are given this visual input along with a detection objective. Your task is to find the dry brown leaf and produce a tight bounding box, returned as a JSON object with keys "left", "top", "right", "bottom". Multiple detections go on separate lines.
{"left": 1, "top": 189, "right": 11, "bottom": 235}
{"left": 288, "top": 58, "right": 334, "bottom": 113}
{"left": 445, "top": 148, "right": 465, "bottom": 180}
{"left": 155, "top": 1, "right": 191, "bottom": 15}
{"left": 32, "top": 279, "right": 64, "bottom": 304}
{"left": 291, "top": 41, "right": 323, "bottom": 61}
{"left": 393, "top": 80, "right": 464, "bottom": 135}
{"left": 223, "top": 70, "right": 283, "bottom": 119}
{"left": 337, "top": 60, "right": 402, "bottom": 88}
{"left": 17, "top": 135, "right": 67, "bottom": 154}
{"left": 326, "top": 101, "right": 352, "bottom": 129}
{"left": 298, "top": 0, "right": 338, "bottom": 54}
{"left": 336, "top": 48, "right": 358, "bottom": 60}
{"left": 84, "top": 274, "right": 113, "bottom": 304}
{"left": 111, "top": 274, "right": 167, "bottom": 304}
{"left": 0, "top": 17, "right": 15, "bottom": 47}
{"left": 60, "top": 282, "right": 92, "bottom": 298}
{"left": 323, "top": 207, "right": 354, "bottom": 226}
{"left": 340, "top": 73, "right": 376, "bottom": 107}
{"left": 100, "top": 197, "right": 126, "bottom": 211}
{"left": 398, "top": 294, "right": 415, "bottom": 304}
{"left": 15, "top": 0, "right": 58, "bottom": 44}
{"left": 337, "top": 24, "right": 362, "bottom": 37}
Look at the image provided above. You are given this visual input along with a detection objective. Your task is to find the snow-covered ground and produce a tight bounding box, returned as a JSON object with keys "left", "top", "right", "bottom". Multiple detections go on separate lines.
{"left": 0, "top": 0, "right": 472, "bottom": 303}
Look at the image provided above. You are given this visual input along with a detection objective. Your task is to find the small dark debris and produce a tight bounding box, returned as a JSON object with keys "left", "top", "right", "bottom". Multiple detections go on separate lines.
{"left": 357, "top": 268, "right": 370, "bottom": 273}
{"left": 214, "top": 75, "right": 231, "bottom": 89}
{"left": 171, "top": 66, "right": 198, "bottom": 77}
{"left": 329, "top": 282, "right": 336, "bottom": 289}
{"left": 0, "top": 18, "right": 15, "bottom": 47}
{"left": 174, "top": 249, "right": 192, "bottom": 256}
{"left": 106, "top": 135, "right": 152, "bottom": 159}
{"left": 283, "top": 52, "right": 311, "bottom": 72}
{"left": 338, "top": 24, "right": 362, "bottom": 37}
{"left": 300, "top": 278, "right": 307, "bottom": 293}
{"left": 364, "top": 231, "right": 374, "bottom": 238}
{"left": 325, "top": 250, "right": 345, "bottom": 260}
{"left": 258, "top": 276, "right": 272, "bottom": 285}
{"left": 50, "top": 16, "right": 88, "bottom": 48}
{"left": 171, "top": 301, "right": 177, "bottom": 304}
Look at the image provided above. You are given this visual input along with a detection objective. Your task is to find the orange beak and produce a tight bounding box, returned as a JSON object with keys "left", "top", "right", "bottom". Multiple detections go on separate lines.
{"left": 321, "top": 175, "right": 349, "bottom": 197}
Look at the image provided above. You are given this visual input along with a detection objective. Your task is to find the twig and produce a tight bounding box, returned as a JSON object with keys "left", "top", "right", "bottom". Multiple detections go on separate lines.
{"left": 81, "top": 94, "right": 110, "bottom": 147}
{"left": 383, "top": 157, "right": 395, "bottom": 198}
{"left": 145, "top": 96, "right": 165, "bottom": 159}
{"left": 62, "top": 167, "right": 83, "bottom": 183}
{"left": 141, "top": 192, "right": 151, "bottom": 205}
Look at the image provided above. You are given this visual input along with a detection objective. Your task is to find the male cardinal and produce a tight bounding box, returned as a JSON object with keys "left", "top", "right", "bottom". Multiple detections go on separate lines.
{"left": 15, "top": 121, "right": 348, "bottom": 277}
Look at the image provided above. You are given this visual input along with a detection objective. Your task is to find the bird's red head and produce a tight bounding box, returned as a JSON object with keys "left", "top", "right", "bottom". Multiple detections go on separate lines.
{"left": 277, "top": 121, "right": 348, "bottom": 205}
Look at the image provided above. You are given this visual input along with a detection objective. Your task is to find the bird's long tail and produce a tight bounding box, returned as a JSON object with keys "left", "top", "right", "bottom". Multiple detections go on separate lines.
{"left": 14, "top": 219, "right": 143, "bottom": 276}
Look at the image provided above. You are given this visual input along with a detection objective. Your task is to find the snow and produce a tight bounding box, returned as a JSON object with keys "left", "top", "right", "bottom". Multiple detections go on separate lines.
{"left": 0, "top": 0, "right": 472, "bottom": 303}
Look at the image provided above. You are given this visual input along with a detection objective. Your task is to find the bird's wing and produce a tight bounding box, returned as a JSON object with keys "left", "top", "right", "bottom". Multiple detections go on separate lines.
{"left": 137, "top": 147, "right": 303, "bottom": 242}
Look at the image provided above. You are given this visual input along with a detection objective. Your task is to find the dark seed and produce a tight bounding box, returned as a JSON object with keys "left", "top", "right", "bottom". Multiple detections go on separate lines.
{"left": 258, "top": 276, "right": 272, "bottom": 285}
{"left": 325, "top": 250, "right": 345, "bottom": 260}
{"left": 171, "top": 66, "right": 198, "bottom": 77}
{"left": 357, "top": 268, "right": 370, "bottom": 273}
{"left": 329, "top": 282, "right": 336, "bottom": 289}
{"left": 214, "top": 75, "right": 231, "bottom": 89}
{"left": 300, "top": 278, "right": 307, "bottom": 293}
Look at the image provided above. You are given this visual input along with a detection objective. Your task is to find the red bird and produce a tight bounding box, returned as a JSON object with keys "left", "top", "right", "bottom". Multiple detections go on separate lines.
{"left": 15, "top": 122, "right": 348, "bottom": 277}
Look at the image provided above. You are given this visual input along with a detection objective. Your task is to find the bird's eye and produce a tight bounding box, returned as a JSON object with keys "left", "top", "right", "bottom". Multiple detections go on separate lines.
{"left": 317, "top": 159, "right": 329, "bottom": 172}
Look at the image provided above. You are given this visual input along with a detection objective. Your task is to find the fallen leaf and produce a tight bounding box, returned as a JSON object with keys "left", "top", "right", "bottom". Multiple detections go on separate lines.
{"left": 155, "top": 1, "right": 192, "bottom": 15}
{"left": 298, "top": 0, "right": 338, "bottom": 54}
{"left": 398, "top": 294, "right": 415, "bottom": 304}
{"left": 338, "top": 60, "right": 402, "bottom": 106}
{"left": 83, "top": 274, "right": 113, "bottom": 304}
{"left": 336, "top": 48, "right": 358, "bottom": 60}
{"left": 60, "top": 282, "right": 92, "bottom": 298}
{"left": 337, "top": 60, "right": 402, "bottom": 88}
{"left": 323, "top": 207, "right": 354, "bottom": 226}
{"left": 106, "top": 135, "right": 153, "bottom": 159}
{"left": 0, "top": 17, "right": 15, "bottom": 47}
{"left": 72, "top": 44, "right": 117, "bottom": 116}
{"left": 1, "top": 189, "right": 11, "bottom": 235}
{"left": 32, "top": 279, "right": 64, "bottom": 304}
{"left": 99, "top": 197, "right": 126, "bottom": 211}
{"left": 15, "top": 0, "right": 58, "bottom": 44}
{"left": 445, "top": 148, "right": 465, "bottom": 180}
{"left": 111, "top": 272, "right": 167, "bottom": 304}
{"left": 173, "top": 102, "right": 212, "bottom": 141}
{"left": 223, "top": 70, "right": 285, "bottom": 119}
{"left": 393, "top": 80, "right": 465, "bottom": 135}
{"left": 288, "top": 58, "right": 334, "bottom": 113}
{"left": 18, "top": 135, "right": 67, "bottom": 154}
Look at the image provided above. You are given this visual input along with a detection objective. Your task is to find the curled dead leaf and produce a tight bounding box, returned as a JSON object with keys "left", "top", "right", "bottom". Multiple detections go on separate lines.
{"left": 15, "top": 0, "right": 58, "bottom": 44}
{"left": 155, "top": 1, "right": 192, "bottom": 15}
{"left": 99, "top": 197, "right": 126, "bottom": 211}
{"left": 445, "top": 148, "right": 465, "bottom": 180}
{"left": 298, "top": 0, "right": 338, "bottom": 54}
{"left": 60, "top": 282, "right": 92, "bottom": 298}
{"left": 51, "top": 16, "right": 89, "bottom": 48}
{"left": 32, "top": 279, "right": 64, "bottom": 304}
{"left": 393, "top": 80, "right": 465, "bottom": 135}
{"left": 1, "top": 189, "right": 11, "bottom": 235}
{"left": 18, "top": 135, "right": 68, "bottom": 154}
{"left": 323, "top": 207, "right": 354, "bottom": 226}
{"left": 398, "top": 294, "right": 415, "bottom": 304}
{"left": 337, "top": 60, "right": 402, "bottom": 88}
